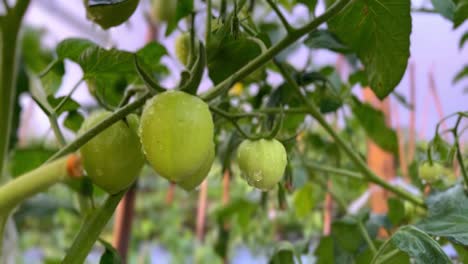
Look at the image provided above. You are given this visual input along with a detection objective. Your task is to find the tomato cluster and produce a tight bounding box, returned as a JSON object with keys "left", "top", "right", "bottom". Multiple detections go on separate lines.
{"left": 79, "top": 89, "right": 288, "bottom": 193}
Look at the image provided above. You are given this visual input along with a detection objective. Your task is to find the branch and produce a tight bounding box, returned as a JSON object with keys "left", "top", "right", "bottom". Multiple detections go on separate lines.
{"left": 200, "top": 0, "right": 351, "bottom": 101}
{"left": 62, "top": 191, "right": 126, "bottom": 264}
{"left": 0, "top": 155, "right": 80, "bottom": 210}
{"left": 275, "top": 62, "right": 426, "bottom": 208}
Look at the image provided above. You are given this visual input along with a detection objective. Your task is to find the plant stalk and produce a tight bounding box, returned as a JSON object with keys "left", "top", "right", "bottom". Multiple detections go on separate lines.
{"left": 0, "top": 0, "right": 31, "bottom": 180}
{"left": 62, "top": 191, "right": 126, "bottom": 264}
{"left": 0, "top": 155, "right": 72, "bottom": 211}
{"left": 200, "top": 0, "right": 351, "bottom": 101}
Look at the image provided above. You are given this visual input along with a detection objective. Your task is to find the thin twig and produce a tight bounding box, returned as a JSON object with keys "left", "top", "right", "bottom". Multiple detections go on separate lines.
{"left": 266, "top": 0, "right": 293, "bottom": 32}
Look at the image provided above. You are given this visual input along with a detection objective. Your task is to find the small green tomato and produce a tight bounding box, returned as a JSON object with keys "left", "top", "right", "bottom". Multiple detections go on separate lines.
{"left": 419, "top": 162, "right": 444, "bottom": 183}
{"left": 79, "top": 111, "right": 145, "bottom": 194}
{"left": 237, "top": 139, "right": 287, "bottom": 191}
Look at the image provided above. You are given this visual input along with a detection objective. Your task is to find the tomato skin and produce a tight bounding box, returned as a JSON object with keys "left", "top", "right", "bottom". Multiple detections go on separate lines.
{"left": 79, "top": 111, "right": 145, "bottom": 194}
{"left": 139, "top": 91, "right": 214, "bottom": 185}
{"left": 419, "top": 162, "right": 444, "bottom": 183}
{"left": 178, "top": 143, "right": 215, "bottom": 191}
{"left": 85, "top": 0, "right": 140, "bottom": 29}
{"left": 237, "top": 139, "right": 287, "bottom": 191}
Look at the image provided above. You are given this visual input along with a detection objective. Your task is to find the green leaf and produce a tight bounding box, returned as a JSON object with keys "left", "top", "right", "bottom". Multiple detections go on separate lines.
{"left": 135, "top": 41, "right": 168, "bottom": 75}
{"left": 9, "top": 146, "right": 57, "bottom": 177}
{"left": 304, "top": 29, "right": 351, "bottom": 53}
{"left": 22, "top": 27, "right": 64, "bottom": 95}
{"left": 460, "top": 31, "right": 468, "bottom": 49}
{"left": 64, "top": 111, "right": 85, "bottom": 132}
{"left": 453, "top": 65, "right": 468, "bottom": 84}
{"left": 431, "top": 0, "right": 456, "bottom": 20}
{"left": 454, "top": 0, "right": 468, "bottom": 28}
{"left": 328, "top": 0, "right": 411, "bottom": 99}
{"left": 268, "top": 241, "right": 300, "bottom": 264}
{"left": 351, "top": 98, "right": 398, "bottom": 155}
{"left": 56, "top": 38, "right": 97, "bottom": 62}
{"left": 166, "top": 0, "right": 194, "bottom": 35}
{"left": 452, "top": 243, "right": 468, "bottom": 263}
{"left": 298, "top": 0, "right": 318, "bottom": 13}
{"left": 387, "top": 198, "right": 406, "bottom": 226}
{"left": 207, "top": 35, "right": 262, "bottom": 84}
{"left": 99, "top": 239, "right": 122, "bottom": 264}
{"left": 332, "top": 218, "right": 364, "bottom": 253}
{"left": 79, "top": 46, "right": 135, "bottom": 77}
{"left": 292, "top": 183, "right": 316, "bottom": 218}
{"left": 372, "top": 226, "right": 450, "bottom": 264}
{"left": 314, "top": 236, "right": 334, "bottom": 264}
{"left": 417, "top": 184, "right": 468, "bottom": 245}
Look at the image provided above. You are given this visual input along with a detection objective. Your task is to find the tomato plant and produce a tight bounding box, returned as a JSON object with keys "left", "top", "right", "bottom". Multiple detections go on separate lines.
{"left": 0, "top": 0, "right": 467, "bottom": 263}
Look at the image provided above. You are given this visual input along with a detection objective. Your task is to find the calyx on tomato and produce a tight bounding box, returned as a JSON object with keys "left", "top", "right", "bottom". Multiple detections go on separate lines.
{"left": 79, "top": 111, "right": 144, "bottom": 194}
{"left": 237, "top": 139, "right": 287, "bottom": 191}
{"left": 139, "top": 91, "right": 214, "bottom": 190}
{"left": 85, "top": 0, "right": 140, "bottom": 29}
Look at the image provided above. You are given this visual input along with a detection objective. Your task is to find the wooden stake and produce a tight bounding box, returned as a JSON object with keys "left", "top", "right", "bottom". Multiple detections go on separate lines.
{"left": 112, "top": 184, "right": 137, "bottom": 262}
{"left": 196, "top": 179, "right": 209, "bottom": 242}
{"left": 363, "top": 88, "right": 395, "bottom": 215}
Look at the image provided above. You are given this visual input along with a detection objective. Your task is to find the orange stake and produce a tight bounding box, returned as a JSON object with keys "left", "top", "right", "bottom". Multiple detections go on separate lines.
{"left": 196, "top": 179, "right": 209, "bottom": 242}
{"left": 363, "top": 88, "right": 395, "bottom": 215}
{"left": 222, "top": 170, "right": 230, "bottom": 205}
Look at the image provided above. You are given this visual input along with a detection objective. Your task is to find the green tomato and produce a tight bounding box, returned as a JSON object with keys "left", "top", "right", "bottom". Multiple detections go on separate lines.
{"left": 79, "top": 111, "right": 145, "bottom": 194}
{"left": 151, "top": 0, "right": 176, "bottom": 23}
{"left": 178, "top": 143, "right": 215, "bottom": 191}
{"left": 237, "top": 139, "right": 287, "bottom": 191}
{"left": 419, "top": 162, "right": 444, "bottom": 183}
{"left": 175, "top": 33, "right": 191, "bottom": 66}
{"left": 139, "top": 91, "right": 214, "bottom": 185}
{"left": 85, "top": 0, "right": 140, "bottom": 29}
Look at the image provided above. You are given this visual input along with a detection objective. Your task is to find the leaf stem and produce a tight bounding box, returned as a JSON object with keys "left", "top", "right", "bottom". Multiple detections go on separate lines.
{"left": 276, "top": 62, "right": 426, "bottom": 208}
{"left": 49, "top": 114, "right": 67, "bottom": 147}
{"left": 47, "top": 92, "right": 151, "bottom": 162}
{"left": 266, "top": 0, "right": 293, "bottom": 32}
{"left": 53, "top": 78, "right": 84, "bottom": 114}
{"left": 200, "top": 0, "right": 351, "bottom": 101}
{"left": 357, "top": 220, "right": 377, "bottom": 256}
{"left": 62, "top": 191, "right": 126, "bottom": 264}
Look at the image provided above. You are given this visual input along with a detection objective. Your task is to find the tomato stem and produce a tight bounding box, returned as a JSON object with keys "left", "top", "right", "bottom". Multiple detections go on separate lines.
{"left": 47, "top": 92, "right": 151, "bottom": 162}
{"left": 276, "top": 61, "right": 426, "bottom": 208}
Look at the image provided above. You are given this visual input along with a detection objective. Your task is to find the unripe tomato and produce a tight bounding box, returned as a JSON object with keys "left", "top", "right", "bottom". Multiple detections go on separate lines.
{"left": 150, "top": 0, "right": 176, "bottom": 24}
{"left": 85, "top": 0, "right": 140, "bottom": 29}
{"left": 178, "top": 143, "right": 215, "bottom": 191}
{"left": 419, "top": 162, "right": 444, "bottom": 183}
{"left": 79, "top": 111, "right": 145, "bottom": 194}
{"left": 139, "top": 91, "right": 214, "bottom": 185}
{"left": 175, "top": 33, "right": 191, "bottom": 66}
{"left": 237, "top": 139, "right": 287, "bottom": 191}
